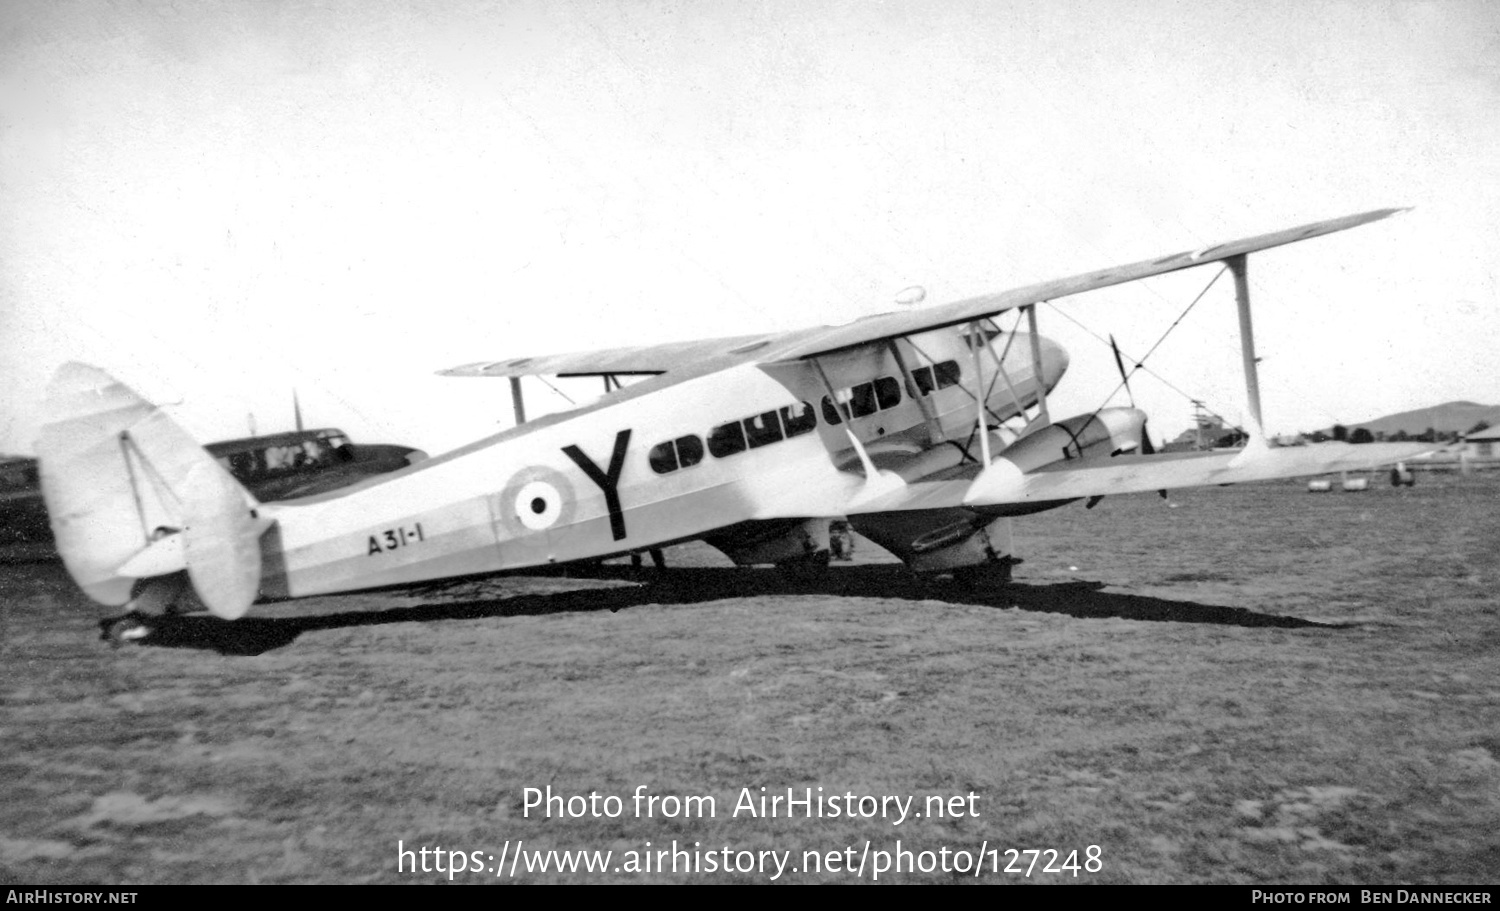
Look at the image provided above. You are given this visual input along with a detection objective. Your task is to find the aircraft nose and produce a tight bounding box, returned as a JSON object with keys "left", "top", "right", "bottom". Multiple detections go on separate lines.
{"left": 1039, "top": 335, "right": 1069, "bottom": 392}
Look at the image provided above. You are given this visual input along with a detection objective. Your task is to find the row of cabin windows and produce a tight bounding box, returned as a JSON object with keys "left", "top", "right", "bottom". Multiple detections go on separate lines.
{"left": 647, "top": 358, "right": 961, "bottom": 474}
{"left": 649, "top": 402, "right": 819, "bottom": 474}
{"left": 820, "top": 360, "right": 962, "bottom": 425}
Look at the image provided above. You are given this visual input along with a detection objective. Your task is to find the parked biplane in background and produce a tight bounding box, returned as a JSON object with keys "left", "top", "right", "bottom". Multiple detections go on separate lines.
{"left": 36, "top": 208, "right": 1432, "bottom": 644}
{"left": 203, "top": 428, "right": 424, "bottom": 502}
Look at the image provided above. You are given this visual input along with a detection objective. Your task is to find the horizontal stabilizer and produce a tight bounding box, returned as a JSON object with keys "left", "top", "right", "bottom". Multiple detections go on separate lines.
{"left": 963, "top": 442, "right": 1434, "bottom": 509}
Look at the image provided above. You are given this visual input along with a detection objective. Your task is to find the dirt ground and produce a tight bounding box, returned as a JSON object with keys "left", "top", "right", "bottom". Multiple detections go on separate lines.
{"left": 2, "top": 473, "right": 1497, "bottom": 884}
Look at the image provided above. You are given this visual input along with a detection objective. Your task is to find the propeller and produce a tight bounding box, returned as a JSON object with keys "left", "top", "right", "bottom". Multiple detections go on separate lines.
{"left": 1110, "top": 334, "right": 1136, "bottom": 408}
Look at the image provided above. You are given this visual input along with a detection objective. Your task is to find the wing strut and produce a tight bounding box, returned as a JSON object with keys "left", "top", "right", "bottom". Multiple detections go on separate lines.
{"left": 509, "top": 377, "right": 526, "bottom": 425}
{"left": 1025, "top": 305, "right": 1051, "bottom": 427}
{"left": 981, "top": 319, "right": 1031, "bottom": 429}
{"left": 810, "top": 357, "right": 906, "bottom": 503}
{"left": 1227, "top": 255, "right": 1263, "bottom": 441}
{"left": 810, "top": 358, "right": 877, "bottom": 474}
{"left": 967, "top": 321, "right": 993, "bottom": 468}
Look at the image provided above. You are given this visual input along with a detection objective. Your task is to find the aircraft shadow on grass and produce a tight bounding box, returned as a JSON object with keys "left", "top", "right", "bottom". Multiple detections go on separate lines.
{"left": 117, "top": 564, "right": 1347, "bottom": 656}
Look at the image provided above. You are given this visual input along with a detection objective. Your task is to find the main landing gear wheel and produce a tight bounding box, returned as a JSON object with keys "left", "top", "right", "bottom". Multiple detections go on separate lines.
{"left": 104, "top": 612, "right": 152, "bottom": 648}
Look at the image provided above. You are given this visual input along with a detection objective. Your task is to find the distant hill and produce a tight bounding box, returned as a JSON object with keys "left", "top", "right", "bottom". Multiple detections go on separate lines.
{"left": 1350, "top": 401, "right": 1500, "bottom": 437}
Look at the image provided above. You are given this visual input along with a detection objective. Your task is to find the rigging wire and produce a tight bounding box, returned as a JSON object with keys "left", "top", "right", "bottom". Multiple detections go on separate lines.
{"left": 1055, "top": 265, "right": 1244, "bottom": 434}
{"left": 535, "top": 374, "right": 576, "bottom": 406}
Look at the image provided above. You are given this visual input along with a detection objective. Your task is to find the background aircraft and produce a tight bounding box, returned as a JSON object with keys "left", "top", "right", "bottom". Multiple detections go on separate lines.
{"left": 35, "top": 209, "right": 1430, "bottom": 643}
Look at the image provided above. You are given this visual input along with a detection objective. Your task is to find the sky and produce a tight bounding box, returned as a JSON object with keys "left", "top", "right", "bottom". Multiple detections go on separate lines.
{"left": 3, "top": 0, "right": 1498, "bottom": 456}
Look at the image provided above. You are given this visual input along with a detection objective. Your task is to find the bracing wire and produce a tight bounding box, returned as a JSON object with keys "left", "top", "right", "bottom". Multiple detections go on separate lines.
{"left": 1056, "top": 265, "right": 1241, "bottom": 432}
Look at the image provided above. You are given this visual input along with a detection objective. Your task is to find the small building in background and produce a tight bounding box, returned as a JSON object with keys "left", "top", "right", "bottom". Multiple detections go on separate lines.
{"left": 1404, "top": 424, "right": 1500, "bottom": 472}
{"left": 1464, "top": 424, "right": 1500, "bottom": 459}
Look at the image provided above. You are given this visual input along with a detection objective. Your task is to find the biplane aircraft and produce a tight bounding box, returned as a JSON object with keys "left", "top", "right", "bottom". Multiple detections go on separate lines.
{"left": 37, "top": 208, "right": 1431, "bottom": 643}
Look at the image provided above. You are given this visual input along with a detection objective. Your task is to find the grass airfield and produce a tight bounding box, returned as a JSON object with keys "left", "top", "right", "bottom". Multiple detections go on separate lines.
{"left": 1, "top": 473, "right": 1497, "bottom": 884}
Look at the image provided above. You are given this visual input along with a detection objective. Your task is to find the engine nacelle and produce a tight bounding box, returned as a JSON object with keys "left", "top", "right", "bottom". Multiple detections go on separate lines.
{"left": 964, "top": 408, "right": 1151, "bottom": 516}
{"left": 994, "top": 408, "right": 1148, "bottom": 472}
{"left": 849, "top": 509, "right": 1015, "bottom": 578}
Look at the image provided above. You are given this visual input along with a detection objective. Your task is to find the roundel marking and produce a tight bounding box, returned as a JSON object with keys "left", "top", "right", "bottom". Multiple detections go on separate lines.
{"left": 516, "top": 479, "right": 563, "bottom": 530}
{"left": 498, "top": 466, "right": 576, "bottom": 537}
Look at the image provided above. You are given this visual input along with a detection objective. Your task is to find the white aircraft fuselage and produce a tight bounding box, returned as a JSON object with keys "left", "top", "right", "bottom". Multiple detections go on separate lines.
{"left": 257, "top": 327, "right": 1066, "bottom": 598}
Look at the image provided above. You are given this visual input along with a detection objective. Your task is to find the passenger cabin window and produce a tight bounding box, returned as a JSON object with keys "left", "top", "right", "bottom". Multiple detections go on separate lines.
{"left": 651, "top": 403, "right": 813, "bottom": 470}
{"left": 849, "top": 383, "right": 878, "bottom": 418}
{"left": 743, "top": 410, "right": 784, "bottom": 448}
{"left": 912, "top": 366, "right": 936, "bottom": 396}
{"left": 648, "top": 435, "right": 705, "bottom": 475}
{"left": 821, "top": 376, "right": 904, "bottom": 425}
{"left": 780, "top": 402, "right": 817, "bottom": 437}
{"left": 677, "top": 435, "right": 705, "bottom": 467}
{"left": 648, "top": 441, "right": 676, "bottom": 474}
{"left": 707, "top": 421, "right": 747, "bottom": 458}
{"left": 909, "top": 361, "right": 960, "bottom": 398}
{"left": 822, "top": 391, "right": 850, "bottom": 425}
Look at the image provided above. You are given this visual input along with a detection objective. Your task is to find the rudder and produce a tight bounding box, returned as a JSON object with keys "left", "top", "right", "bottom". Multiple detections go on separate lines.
{"left": 36, "top": 363, "right": 266, "bottom": 619}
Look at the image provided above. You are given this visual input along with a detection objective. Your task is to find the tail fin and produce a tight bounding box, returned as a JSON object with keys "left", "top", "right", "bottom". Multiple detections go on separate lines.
{"left": 36, "top": 363, "right": 266, "bottom": 619}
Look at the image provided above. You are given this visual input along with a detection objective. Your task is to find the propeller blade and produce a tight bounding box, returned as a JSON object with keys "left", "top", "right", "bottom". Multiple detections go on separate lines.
{"left": 1110, "top": 334, "right": 1136, "bottom": 408}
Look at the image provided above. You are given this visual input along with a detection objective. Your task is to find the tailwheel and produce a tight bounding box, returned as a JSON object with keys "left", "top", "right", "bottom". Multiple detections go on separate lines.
{"left": 104, "top": 612, "right": 152, "bottom": 648}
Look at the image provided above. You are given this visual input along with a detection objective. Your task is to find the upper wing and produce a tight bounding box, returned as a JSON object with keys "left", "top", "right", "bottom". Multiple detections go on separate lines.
{"left": 770, "top": 208, "right": 1405, "bottom": 360}
{"left": 439, "top": 208, "right": 1403, "bottom": 376}
{"left": 438, "top": 333, "right": 773, "bottom": 378}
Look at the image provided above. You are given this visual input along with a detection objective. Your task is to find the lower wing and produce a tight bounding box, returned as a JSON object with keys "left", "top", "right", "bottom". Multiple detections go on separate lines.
{"left": 843, "top": 441, "right": 1434, "bottom": 515}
